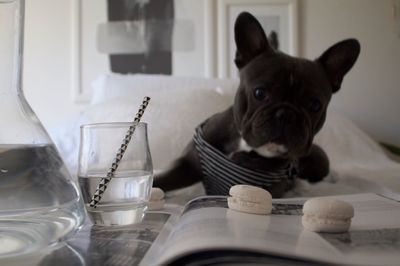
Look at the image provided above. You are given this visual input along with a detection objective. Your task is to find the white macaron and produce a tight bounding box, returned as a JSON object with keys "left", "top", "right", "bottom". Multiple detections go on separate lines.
{"left": 227, "top": 185, "right": 272, "bottom": 215}
{"left": 302, "top": 197, "right": 354, "bottom": 233}
{"left": 148, "top": 187, "right": 165, "bottom": 211}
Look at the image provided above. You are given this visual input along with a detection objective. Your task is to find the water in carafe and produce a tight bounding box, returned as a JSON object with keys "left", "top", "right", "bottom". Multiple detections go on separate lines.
{"left": 0, "top": 0, "right": 85, "bottom": 258}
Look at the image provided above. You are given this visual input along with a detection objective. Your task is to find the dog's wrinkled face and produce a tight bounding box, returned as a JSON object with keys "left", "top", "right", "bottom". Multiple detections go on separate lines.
{"left": 233, "top": 12, "right": 360, "bottom": 158}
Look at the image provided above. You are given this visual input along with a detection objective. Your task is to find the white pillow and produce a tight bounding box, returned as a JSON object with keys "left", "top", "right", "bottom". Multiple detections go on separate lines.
{"left": 50, "top": 73, "right": 400, "bottom": 194}
{"left": 314, "top": 112, "right": 397, "bottom": 169}
{"left": 91, "top": 73, "right": 239, "bottom": 105}
{"left": 52, "top": 101, "right": 397, "bottom": 174}
{"left": 84, "top": 86, "right": 233, "bottom": 170}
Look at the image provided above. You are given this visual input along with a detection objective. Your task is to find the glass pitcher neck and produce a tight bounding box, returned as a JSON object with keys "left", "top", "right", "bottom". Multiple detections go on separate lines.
{"left": 0, "top": 0, "right": 25, "bottom": 96}
{"left": 0, "top": 0, "right": 49, "bottom": 145}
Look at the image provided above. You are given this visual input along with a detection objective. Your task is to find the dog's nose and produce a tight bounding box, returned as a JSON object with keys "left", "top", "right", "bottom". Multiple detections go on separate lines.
{"left": 275, "top": 108, "right": 295, "bottom": 125}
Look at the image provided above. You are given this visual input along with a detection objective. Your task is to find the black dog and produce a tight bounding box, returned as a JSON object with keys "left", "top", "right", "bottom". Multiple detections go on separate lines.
{"left": 154, "top": 12, "right": 360, "bottom": 197}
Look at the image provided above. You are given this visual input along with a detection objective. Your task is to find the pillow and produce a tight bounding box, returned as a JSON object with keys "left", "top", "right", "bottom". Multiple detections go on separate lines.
{"left": 50, "top": 73, "right": 400, "bottom": 195}
{"left": 52, "top": 100, "right": 398, "bottom": 174}
{"left": 91, "top": 73, "right": 239, "bottom": 105}
{"left": 314, "top": 112, "right": 398, "bottom": 169}
{"left": 84, "top": 86, "right": 233, "bottom": 170}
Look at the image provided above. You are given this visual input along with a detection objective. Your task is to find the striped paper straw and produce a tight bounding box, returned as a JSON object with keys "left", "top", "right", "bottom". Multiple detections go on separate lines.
{"left": 89, "top": 96, "right": 151, "bottom": 208}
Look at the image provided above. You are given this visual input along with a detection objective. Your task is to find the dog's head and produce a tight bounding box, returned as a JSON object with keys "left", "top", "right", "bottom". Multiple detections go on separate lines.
{"left": 233, "top": 12, "right": 360, "bottom": 158}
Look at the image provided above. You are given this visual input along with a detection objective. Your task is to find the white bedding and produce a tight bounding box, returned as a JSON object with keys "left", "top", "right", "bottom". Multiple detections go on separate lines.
{"left": 48, "top": 74, "right": 400, "bottom": 199}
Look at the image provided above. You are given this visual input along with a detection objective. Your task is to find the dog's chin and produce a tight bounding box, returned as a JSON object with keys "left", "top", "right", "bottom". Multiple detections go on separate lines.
{"left": 255, "top": 143, "right": 288, "bottom": 158}
{"left": 239, "top": 138, "right": 288, "bottom": 158}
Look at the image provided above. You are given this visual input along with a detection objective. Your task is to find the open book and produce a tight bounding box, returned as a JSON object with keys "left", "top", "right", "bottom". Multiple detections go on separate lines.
{"left": 61, "top": 193, "right": 400, "bottom": 266}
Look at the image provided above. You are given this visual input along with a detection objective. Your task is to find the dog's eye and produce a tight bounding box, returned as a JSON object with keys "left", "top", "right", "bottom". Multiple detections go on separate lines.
{"left": 254, "top": 87, "right": 267, "bottom": 101}
{"left": 308, "top": 98, "right": 322, "bottom": 113}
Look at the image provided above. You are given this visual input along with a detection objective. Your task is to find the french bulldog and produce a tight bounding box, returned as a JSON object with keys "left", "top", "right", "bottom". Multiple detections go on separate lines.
{"left": 154, "top": 12, "right": 360, "bottom": 197}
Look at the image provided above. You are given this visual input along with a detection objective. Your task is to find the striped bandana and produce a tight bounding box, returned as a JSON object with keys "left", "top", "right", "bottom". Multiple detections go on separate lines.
{"left": 194, "top": 126, "right": 298, "bottom": 196}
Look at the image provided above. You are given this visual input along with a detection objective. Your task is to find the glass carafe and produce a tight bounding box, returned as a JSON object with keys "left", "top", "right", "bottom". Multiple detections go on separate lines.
{"left": 0, "top": 0, "right": 85, "bottom": 258}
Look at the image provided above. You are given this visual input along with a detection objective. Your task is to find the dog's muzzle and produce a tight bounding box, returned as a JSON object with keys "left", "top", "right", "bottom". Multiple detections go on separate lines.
{"left": 245, "top": 105, "right": 311, "bottom": 157}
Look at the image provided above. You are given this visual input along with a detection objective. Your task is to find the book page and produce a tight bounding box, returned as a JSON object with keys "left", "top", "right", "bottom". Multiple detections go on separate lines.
{"left": 157, "top": 193, "right": 400, "bottom": 266}
{"left": 55, "top": 206, "right": 182, "bottom": 266}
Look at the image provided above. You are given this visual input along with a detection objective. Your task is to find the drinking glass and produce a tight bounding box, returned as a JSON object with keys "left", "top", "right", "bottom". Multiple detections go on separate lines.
{"left": 78, "top": 122, "right": 153, "bottom": 226}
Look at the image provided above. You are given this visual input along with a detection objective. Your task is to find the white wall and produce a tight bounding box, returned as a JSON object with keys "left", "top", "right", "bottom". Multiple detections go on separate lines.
{"left": 23, "top": 0, "right": 85, "bottom": 130}
{"left": 22, "top": 0, "right": 400, "bottom": 146}
{"left": 299, "top": 0, "right": 400, "bottom": 146}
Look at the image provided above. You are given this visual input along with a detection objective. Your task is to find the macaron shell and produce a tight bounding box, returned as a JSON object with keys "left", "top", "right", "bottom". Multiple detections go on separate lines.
{"left": 229, "top": 185, "right": 272, "bottom": 203}
{"left": 228, "top": 197, "right": 272, "bottom": 215}
{"left": 302, "top": 215, "right": 351, "bottom": 233}
{"left": 150, "top": 187, "right": 165, "bottom": 201}
{"left": 147, "top": 199, "right": 165, "bottom": 211}
{"left": 303, "top": 198, "right": 354, "bottom": 219}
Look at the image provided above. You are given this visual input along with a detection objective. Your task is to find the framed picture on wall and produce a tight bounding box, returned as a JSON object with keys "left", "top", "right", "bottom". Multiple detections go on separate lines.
{"left": 217, "top": 0, "right": 298, "bottom": 78}
{"left": 72, "top": 0, "right": 215, "bottom": 102}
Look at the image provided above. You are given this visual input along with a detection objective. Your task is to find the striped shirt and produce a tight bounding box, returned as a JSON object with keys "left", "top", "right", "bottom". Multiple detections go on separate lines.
{"left": 194, "top": 125, "right": 297, "bottom": 195}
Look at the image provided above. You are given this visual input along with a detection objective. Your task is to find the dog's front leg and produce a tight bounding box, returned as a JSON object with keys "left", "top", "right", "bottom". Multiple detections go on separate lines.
{"left": 297, "top": 144, "right": 330, "bottom": 183}
{"left": 153, "top": 140, "right": 203, "bottom": 191}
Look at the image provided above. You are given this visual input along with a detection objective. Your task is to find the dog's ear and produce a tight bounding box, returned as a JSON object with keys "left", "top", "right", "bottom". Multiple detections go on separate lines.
{"left": 317, "top": 39, "right": 360, "bottom": 93}
{"left": 234, "top": 12, "right": 272, "bottom": 69}
{"left": 268, "top": 31, "right": 279, "bottom": 51}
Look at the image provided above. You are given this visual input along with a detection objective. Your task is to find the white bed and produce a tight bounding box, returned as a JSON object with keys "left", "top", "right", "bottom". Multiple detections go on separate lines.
{"left": 48, "top": 74, "right": 400, "bottom": 201}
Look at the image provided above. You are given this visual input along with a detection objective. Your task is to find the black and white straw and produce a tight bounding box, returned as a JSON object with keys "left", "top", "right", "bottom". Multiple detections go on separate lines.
{"left": 89, "top": 96, "right": 151, "bottom": 208}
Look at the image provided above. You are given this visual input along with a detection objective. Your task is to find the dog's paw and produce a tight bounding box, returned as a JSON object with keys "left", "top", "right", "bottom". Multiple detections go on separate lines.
{"left": 298, "top": 145, "right": 330, "bottom": 183}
